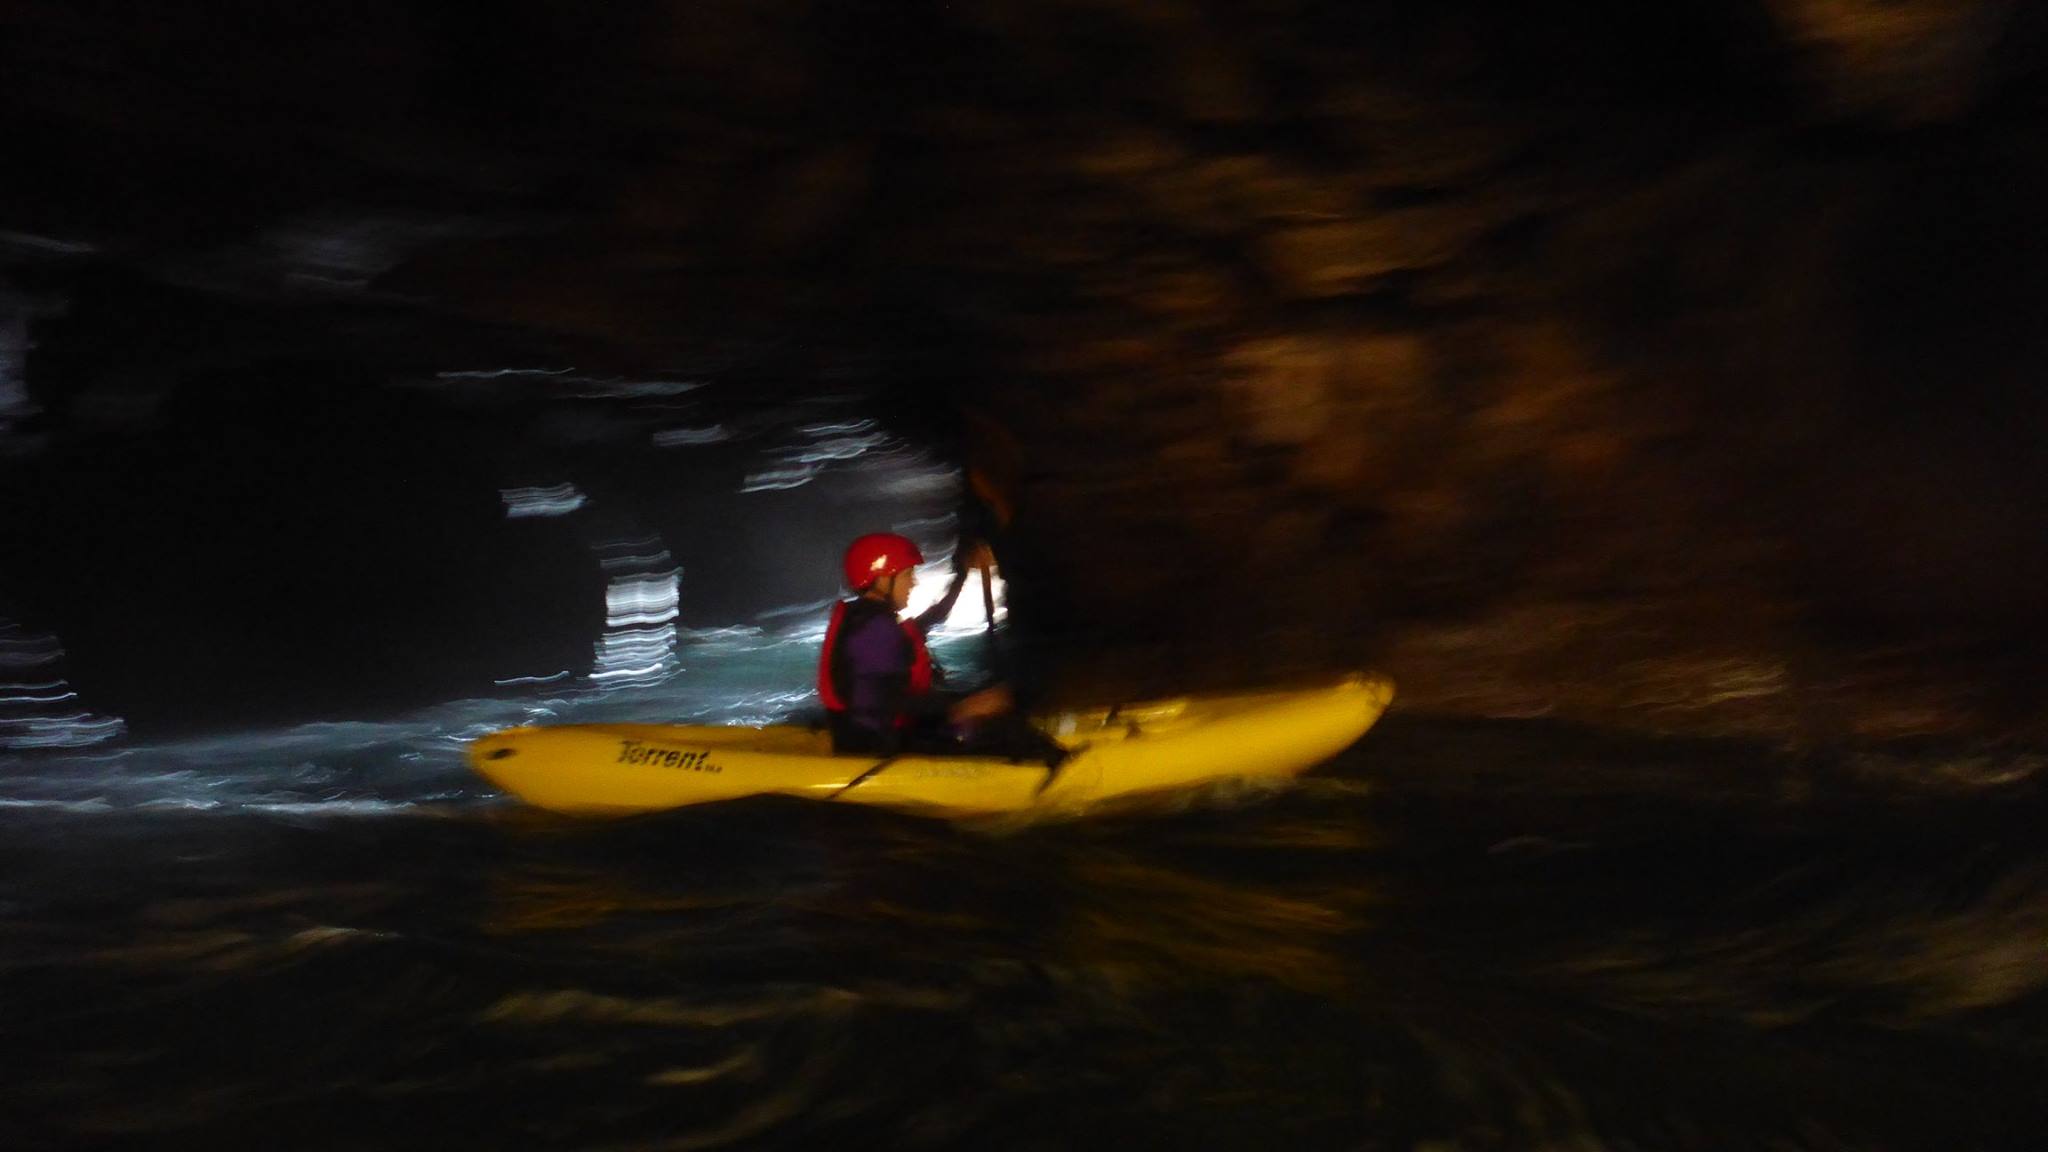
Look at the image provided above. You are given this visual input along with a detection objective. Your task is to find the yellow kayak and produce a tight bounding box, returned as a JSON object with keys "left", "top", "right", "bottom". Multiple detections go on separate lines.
{"left": 468, "top": 674, "right": 1393, "bottom": 817}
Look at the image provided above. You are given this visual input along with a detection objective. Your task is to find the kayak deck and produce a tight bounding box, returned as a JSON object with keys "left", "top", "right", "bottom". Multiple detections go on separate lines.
{"left": 469, "top": 673, "right": 1393, "bottom": 817}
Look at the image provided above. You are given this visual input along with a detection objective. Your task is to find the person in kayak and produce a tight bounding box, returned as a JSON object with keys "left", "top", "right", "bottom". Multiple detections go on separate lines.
{"left": 817, "top": 531, "right": 1022, "bottom": 757}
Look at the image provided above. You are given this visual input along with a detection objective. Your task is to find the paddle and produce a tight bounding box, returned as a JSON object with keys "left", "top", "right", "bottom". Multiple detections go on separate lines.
{"left": 959, "top": 408, "right": 1022, "bottom": 692}
{"left": 968, "top": 544, "right": 1014, "bottom": 687}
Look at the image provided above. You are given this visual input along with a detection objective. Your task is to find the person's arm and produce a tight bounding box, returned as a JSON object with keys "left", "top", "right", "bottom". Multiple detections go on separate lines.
{"left": 911, "top": 539, "right": 994, "bottom": 633}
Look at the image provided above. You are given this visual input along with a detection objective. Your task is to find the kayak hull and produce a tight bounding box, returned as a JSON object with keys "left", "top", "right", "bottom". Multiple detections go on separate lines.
{"left": 468, "top": 674, "right": 1393, "bottom": 817}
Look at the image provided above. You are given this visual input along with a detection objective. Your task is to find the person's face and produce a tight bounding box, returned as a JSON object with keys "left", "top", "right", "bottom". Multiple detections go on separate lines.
{"left": 887, "top": 567, "right": 917, "bottom": 611}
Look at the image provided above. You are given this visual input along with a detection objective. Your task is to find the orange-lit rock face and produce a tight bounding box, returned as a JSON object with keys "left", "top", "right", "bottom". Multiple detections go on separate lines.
{"left": 1771, "top": 0, "right": 2018, "bottom": 120}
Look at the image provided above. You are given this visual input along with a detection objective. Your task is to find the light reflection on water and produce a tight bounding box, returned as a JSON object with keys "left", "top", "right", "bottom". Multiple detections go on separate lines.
{"left": 0, "top": 617, "right": 126, "bottom": 751}
{"left": 0, "top": 633, "right": 2043, "bottom": 1150}
{"left": 0, "top": 625, "right": 990, "bottom": 816}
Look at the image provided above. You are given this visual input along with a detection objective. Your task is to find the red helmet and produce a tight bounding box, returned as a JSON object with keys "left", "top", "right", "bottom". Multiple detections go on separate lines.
{"left": 841, "top": 533, "right": 924, "bottom": 590}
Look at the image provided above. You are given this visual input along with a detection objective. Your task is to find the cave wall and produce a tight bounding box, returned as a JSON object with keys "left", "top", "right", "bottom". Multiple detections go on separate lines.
{"left": 5, "top": 1, "right": 2046, "bottom": 738}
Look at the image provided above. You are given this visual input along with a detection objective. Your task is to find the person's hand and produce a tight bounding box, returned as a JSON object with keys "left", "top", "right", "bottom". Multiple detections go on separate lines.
{"left": 955, "top": 539, "right": 996, "bottom": 574}
{"left": 948, "top": 685, "right": 1013, "bottom": 724}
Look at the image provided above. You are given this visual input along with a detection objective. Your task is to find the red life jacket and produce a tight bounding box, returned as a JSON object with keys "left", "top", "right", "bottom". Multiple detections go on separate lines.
{"left": 817, "top": 599, "right": 933, "bottom": 725}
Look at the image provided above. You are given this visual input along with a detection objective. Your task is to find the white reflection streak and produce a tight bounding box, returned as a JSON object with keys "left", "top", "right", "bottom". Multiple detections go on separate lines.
{"left": 599, "top": 545, "right": 672, "bottom": 572}
{"left": 7, "top": 714, "right": 126, "bottom": 749}
{"left": 566, "top": 376, "right": 704, "bottom": 398}
{"left": 876, "top": 468, "right": 959, "bottom": 498}
{"left": 653, "top": 425, "right": 732, "bottom": 448}
{"left": 740, "top": 463, "right": 820, "bottom": 492}
{"left": 590, "top": 663, "right": 668, "bottom": 682}
{"left": 590, "top": 537, "right": 681, "bottom": 685}
{"left": 739, "top": 419, "right": 900, "bottom": 493}
{"left": 0, "top": 618, "right": 124, "bottom": 749}
{"left": 494, "top": 671, "right": 572, "bottom": 687}
{"left": 797, "top": 419, "right": 877, "bottom": 436}
{"left": 437, "top": 367, "right": 576, "bottom": 380}
{"left": 605, "top": 576, "right": 680, "bottom": 626}
{"left": 0, "top": 690, "right": 78, "bottom": 704}
{"left": 501, "top": 483, "right": 588, "bottom": 518}
{"left": 792, "top": 432, "right": 890, "bottom": 462}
